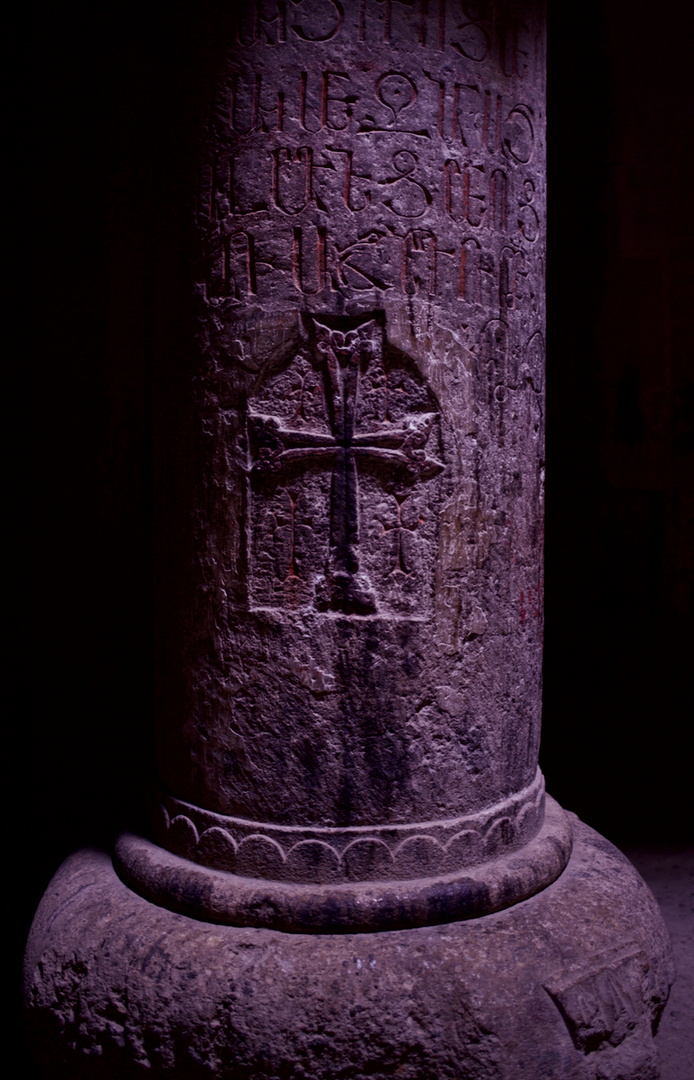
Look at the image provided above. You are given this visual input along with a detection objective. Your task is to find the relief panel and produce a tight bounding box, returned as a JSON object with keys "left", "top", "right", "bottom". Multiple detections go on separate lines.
{"left": 247, "top": 316, "right": 444, "bottom": 616}
{"left": 544, "top": 949, "right": 651, "bottom": 1054}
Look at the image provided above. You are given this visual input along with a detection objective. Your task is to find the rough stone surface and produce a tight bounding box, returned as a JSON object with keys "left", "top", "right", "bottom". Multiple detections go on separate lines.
{"left": 624, "top": 849, "right": 694, "bottom": 1080}
{"left": 24, "top": 815, "right": 674, "bottom": 1080}
{"left": 148, "top": 0, "right": 549, "bottom": 890}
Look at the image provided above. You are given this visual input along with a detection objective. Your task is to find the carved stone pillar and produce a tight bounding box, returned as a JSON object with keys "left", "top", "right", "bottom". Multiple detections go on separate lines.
{"left": 116, "top": 0, "right": 567, "bottom": 932}
{"left": 24, "top": 3, "right": 674, "bottom": 1078}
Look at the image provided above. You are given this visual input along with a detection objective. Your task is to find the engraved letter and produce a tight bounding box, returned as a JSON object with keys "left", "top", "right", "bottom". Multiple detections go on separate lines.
{"left": 291, "top": 0, "right": 344, "bottom": 42}
{"left": 293, "top": 226, "right": 327, "bottom": 294}
{"left": 273, "top": 148, "right": 313, "bottom": 215}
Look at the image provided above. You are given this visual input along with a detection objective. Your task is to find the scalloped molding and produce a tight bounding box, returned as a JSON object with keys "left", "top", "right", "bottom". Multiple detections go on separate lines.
{"left": 155, "top": 768, "right": 546, "bottom": 884}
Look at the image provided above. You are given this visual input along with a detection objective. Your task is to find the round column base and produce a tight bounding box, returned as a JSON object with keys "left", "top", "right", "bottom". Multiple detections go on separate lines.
{"left": 114, "top": 794, "right": 572, "bottom": 932}
{"left": 24, "top": 813, "right": 674, "bottom": 1080}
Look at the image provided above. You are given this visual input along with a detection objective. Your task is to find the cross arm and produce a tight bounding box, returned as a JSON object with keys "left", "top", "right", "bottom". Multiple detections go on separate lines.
{"left": 354, "top": 445, "right": 443, "bottom": 481}
{"left": 248, "top": 414, "right": 336, "bottom": 476}
{"left": 351, "top": 413, "right": 438, "bottom": 450}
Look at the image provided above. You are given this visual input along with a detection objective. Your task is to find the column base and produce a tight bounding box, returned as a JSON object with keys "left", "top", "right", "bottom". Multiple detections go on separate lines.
{"left": 24, "top": 813, "right": 674, "bottom": 1080}
{"left": 113, "top": 792, "right": 572, "bottom": 932}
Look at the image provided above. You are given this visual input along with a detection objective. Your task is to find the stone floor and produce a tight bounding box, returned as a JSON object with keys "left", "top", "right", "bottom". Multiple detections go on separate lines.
{"left": 623, "top": 848, "right": 694, "bottom": 1080}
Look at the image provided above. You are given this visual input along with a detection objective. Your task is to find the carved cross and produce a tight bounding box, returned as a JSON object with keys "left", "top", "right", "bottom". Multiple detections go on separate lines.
{"left": 249, "top": 319, "right": 443, "bottom": 614}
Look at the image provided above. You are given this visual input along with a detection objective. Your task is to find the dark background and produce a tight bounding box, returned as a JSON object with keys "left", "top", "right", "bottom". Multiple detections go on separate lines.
{"left": 7, "top": 1, "right": 693, "bottom": 1073}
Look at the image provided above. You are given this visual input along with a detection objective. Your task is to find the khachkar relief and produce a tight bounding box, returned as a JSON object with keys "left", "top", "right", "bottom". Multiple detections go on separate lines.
{"left": 247, "top": 317, "right": 443, "bottom": 616}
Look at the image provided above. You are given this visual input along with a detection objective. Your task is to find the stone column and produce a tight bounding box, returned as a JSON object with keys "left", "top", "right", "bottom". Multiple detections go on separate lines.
{"left": 116, "top": 0, "right": 567, "bottom": 931}
{"left": 24, "top": 4, "right": 674, "bottom": 1078}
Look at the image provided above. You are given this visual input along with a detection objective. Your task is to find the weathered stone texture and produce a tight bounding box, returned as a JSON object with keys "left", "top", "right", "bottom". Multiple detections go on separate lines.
{"left": 141, "top": 0, "right": 550, "bottom": 913}
{"left": 25, "top": 817, "right": 674, "bottom": 1080}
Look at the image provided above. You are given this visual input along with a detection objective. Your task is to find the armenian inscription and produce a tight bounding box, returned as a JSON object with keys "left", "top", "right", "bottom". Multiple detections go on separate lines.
{"left": 248, "top": 317, "right": 443, "bottom": 615}
{"left": 200, "top": 0, "right": 544, "bottom": 331}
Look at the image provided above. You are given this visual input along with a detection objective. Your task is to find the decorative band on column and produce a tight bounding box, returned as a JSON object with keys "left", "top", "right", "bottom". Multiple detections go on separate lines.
{"left": 155, "top": 766, "right": 547, "bottom": 884}
{"left": 115, "top": 774, "right": 572, "bottom": 932}
{"left": 115, "top": 796, "right": 571, "bottom": 933}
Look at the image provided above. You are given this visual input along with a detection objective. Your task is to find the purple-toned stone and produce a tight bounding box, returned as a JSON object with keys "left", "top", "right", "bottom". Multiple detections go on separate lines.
{"left": 116, "top": 0, "right": 559, "bottom": 928}
{"left": 25, "top": 817, "right": 674, "bottom": 1080}
{"left": 24, "top": 3, "right": 675, "bottom": 1077}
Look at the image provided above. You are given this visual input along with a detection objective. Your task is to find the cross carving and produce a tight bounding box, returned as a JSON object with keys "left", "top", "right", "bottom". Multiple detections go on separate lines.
{"left": 249, "top": 319, "right": 443, "bottom": 615}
